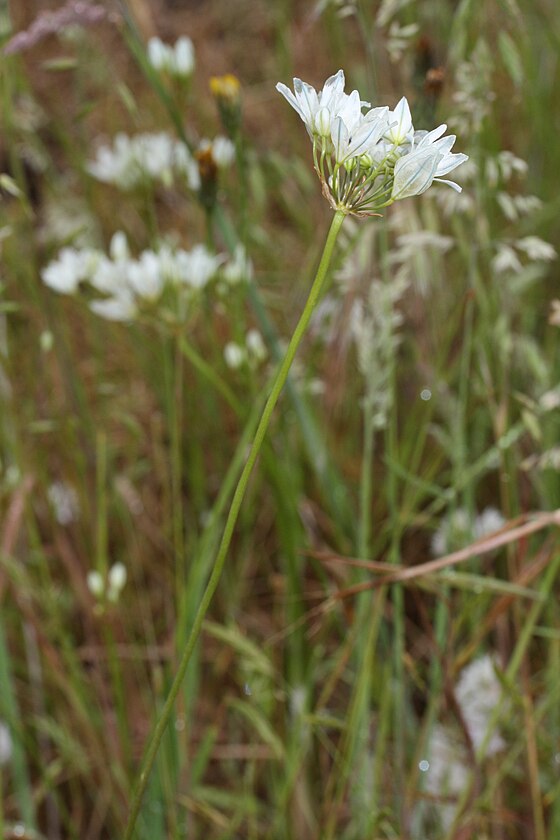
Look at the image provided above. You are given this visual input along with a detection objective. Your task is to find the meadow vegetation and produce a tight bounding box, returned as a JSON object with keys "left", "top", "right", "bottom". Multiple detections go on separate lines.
{"left": 0, "top": 0, "right": 559, "bottom": 838}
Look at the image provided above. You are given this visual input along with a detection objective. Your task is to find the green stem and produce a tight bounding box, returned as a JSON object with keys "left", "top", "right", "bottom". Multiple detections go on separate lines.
{"left": 123, "top": 208, "right": 346, "bottom": 839}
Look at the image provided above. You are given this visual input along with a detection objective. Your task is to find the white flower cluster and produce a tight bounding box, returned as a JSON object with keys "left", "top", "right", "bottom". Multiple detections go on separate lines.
{"left": 87, "top": 132, "right": 235, "bottom": 193}
{"left": 419, "top": 655, "right": 507, "bottom": 831}
{"left": 41, "top": 232, "right": 228, "bottom": 322}
{"left": 431, "top": 506, "right": 506, "bottom": 556}
{"left": 147, "top": 36, "right": 195, "bottom": 77}
{"left": 276, "top": 69, "right": 467, "bottom": 215}
{"left": 88, "top": 132, "right": 199, "bottom": 190}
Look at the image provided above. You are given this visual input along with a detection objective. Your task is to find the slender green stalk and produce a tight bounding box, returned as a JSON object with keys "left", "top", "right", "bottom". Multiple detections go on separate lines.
{"left": 123, "top": 208, "right": 346, "bottom": 839}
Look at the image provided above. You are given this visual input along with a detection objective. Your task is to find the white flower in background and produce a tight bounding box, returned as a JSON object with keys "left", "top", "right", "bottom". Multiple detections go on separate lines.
{"left": 107, "top": 562, "right": 127, "bottom": 603}
{"left": 127, "top": 251, "right": 165, "bottom": 301}
{"left": 224, "top": 342, "right": 246, "bottom": 369}
{"left": 222, "top": 244, "right": 253, "bottom": 285}
{"left": 431, "top": 507, "right": 505, "bottom": 556}
{"left": 431, "top": 508, "right": 471, "bottom": 556}
{"left": 516, "top": 236, "right": 557, "bottom": 262}
{"left": 147, "top": 35, "right": 195, "bottom": 77}
{"left": 88, "top": 132, "right": 198, "bottom": 191}
{"left": 175, "top": 244, "right": 223, "bottom": 290}
{"left": 418, "top": 656, "right": 507, "bottom": 831}
{"left": 276, "top": 69, "right": 468, "bottom": 214}
{"left": 473, "top": 507, "right": 506, "bottom": 540}
{"left": 86, "top": 570, "right": 104, "bottom": 598}
{"left": 41, "top": 247, "right": 99, "bottom": 294}
{"left": 47, "top": 481, "right": 79, "bottom": 525}
{"left": 89, "top": 291, "right": 136, "bottom": 322}
{"left": 87, "top": 562, "right": 127, "bottom": 603}
{"left": 224, "top": 330, "right": 267, "bottom": 370}
{"left": 197, "top": 136, "right": 235, "bottom": 168}
{"left": 419, "top": 724, "right": 469, "bottom": 832}
{"left": 42, "top": 233, "right": 226, "bottom": 320}
{"left": 455, "top": 655, "right": 506, "bottom": 756}
{"left": 0, "top": 721, "right": 12, "bottom": 766}
{"left": 246, "top": 329, "right": 267, "bottom": 363}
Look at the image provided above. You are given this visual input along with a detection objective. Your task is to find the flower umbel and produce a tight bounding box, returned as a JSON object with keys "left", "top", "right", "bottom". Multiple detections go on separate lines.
{"left": 276, "top": 70, "right": 468, "bottom": 216}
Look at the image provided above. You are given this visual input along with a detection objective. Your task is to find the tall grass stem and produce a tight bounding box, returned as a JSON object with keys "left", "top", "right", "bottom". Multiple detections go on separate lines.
{"left": 123, "top": 208, "right": 346, "bottom": 839}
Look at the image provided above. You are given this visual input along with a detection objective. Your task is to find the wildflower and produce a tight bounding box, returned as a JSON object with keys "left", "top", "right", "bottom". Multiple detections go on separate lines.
{"left": 224, "top": 342, "right": 245, "bottom": 369}
{"left": 455, "top": 655, "right": 506, "bottom": 756}
{"left": 47, "top": 481, "right": 79, "bottom": 525}
{"left": 473, "top": 507, "right": 506, "bottom": 540}
{"left": 147, "top": 36, "right": 195, "bottom": 77}
{"left": 210, "top": 74, "right": 241, "bottom": 104}
{"left": 197, "top": 137, "right": 235, "bottom": 169}
{"left": 87, "top": 562, "right": 127, "bottom": 603}
{"left": 222, "top": 244, "right": 253, "bottom": 285}
{"left": 431, "top": 507, "right": 505, "bottom": 556}
{"left": 88, "top": 132, "right": 198, "bottom": 191}
{"left": 431, "top": 508, "right": 471, "bottom": 556}
{"left": 276, "top": 69, "right": 467, "bottom": 215}
{"left": 41, "top": 246, "right": 99, "bottom": 294}
{"left": 174, "top": 244, "right": 223, "bottom": 290}
{"left": 210, "top": 74, "right": 242, "bottom": 136}
{"left": 224, "top": 330, "right": 267, "bottom": 370}
{"left": 246, "top": 329, "right": 267, "bottom": 363}
{"left": 419, "top": 724, "right": 469, "bottom": 831}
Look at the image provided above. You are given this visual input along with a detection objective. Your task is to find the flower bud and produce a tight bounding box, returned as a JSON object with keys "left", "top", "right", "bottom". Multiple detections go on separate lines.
{"left": 315, "top": 107, "right": 331, "bottom": 138}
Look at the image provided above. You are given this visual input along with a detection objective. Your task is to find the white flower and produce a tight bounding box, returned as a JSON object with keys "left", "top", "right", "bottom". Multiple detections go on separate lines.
{"left": 197, "top": 136, "right": 235, "bottom": 168}
{"left": 224, "top": 342, "right": 245, "bottom": 369}
{"left": 127, "top": 251, "right": 165, "bottom": 301}
{"left": 175, "top": 244, "right": 222, "bottom": 290}
{"left": 87, "top": 570, "right": 104, "bottom": 598}
{"left": 89, "top": 291, "right": 136, "bottom": 322}
{"left": 174, "top": 36, "right": 195, "bottom": 76}
{"left": 246, "top": 329, "right": 267, "bottom": 363}
{"left": 392, "top": 128, "right": 467, "bottom": 200}
{"left": 331, "top": 102, "right": 389, "bottom": 163}
{"left": 384, "top": 96, "right": 413, "bottom": 145}
{"left": 88, "top": 132, "right": 197, "bottom": 190}
{"left": 431, "top": 508, "right": 471, "bottom": 556}
{"left": 420, "top": 724, "right": 469, "bottom": 831}
{"left": 107, "top": 562, "right": 127, "bottom": 602}
{"left": 41, "top": 247, "right": 99, "bottom": 294}
{"left": 473, "top": 507, "right": 505, "bottom": 540}
{"left": 147, "top": 36, "right": 195, "bottom": 77}
{"left": 276, "top": 69, "right": 468, "bottom": 214}
{"left": 275, "top": 69, "right": 346, "bottom": 137}
{"left": 392, "top": 145, "right": 444, "bottom": 200}
{"left": 455, "top": 655, "right": 506, "bottom": 756}
{"left": 516, "top": 236, "right": 557, "bottom": 262}
{"left": 223, "top": 244, "right": 253, "bottom": 284}
{"left": 47, "top": 481, "right": 79, "bottom": 525}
